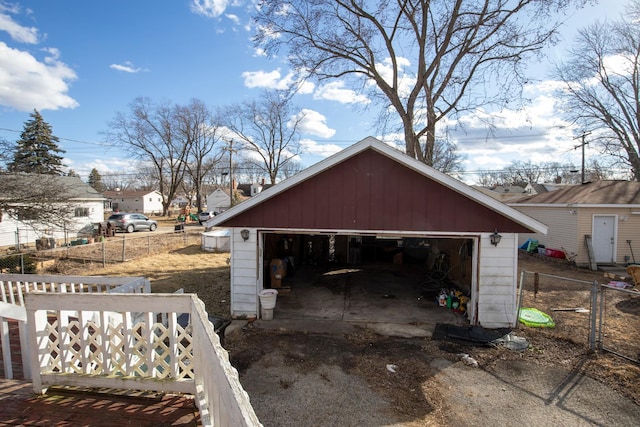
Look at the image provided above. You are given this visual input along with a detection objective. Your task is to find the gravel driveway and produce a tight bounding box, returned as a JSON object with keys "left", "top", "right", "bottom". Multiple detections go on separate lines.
{"left": 226, "top": 321, "right": 640, "bottom": 427}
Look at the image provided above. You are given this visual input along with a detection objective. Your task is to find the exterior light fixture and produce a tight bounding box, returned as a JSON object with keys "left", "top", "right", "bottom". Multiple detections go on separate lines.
{"left": 240, "top": 229, "right": 250, "bottom": 241}
{"left": 490, "top": 230, "right": 502, "bottom": 247}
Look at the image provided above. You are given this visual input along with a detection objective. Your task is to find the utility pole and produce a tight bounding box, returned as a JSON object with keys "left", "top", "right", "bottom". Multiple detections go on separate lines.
{"left": 223, "top": 139, "right": 237, "bottom": 207}
{"left": 573, "top": 132, "right": 591, "bottom": 184}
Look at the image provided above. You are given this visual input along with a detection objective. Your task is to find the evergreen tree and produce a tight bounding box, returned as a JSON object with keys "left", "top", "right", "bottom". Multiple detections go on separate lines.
{"left": 8, "top": 110, "right": 66, "bottom": 175}
{"left": 87, "top": 167, "right": 106, "bottom": 192}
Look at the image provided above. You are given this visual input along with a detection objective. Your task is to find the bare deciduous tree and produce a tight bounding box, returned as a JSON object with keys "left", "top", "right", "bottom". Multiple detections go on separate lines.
{"left": 0, "top": 173, "right": 78, "bottom": 230}
{"left": 177, "top": 99, "right": 223, "bottom": 213}
{"left": 554, "top": 0, "right": 640, "bottom": 180}
{"left": 219, "top": 90, "right": 303, "bottom": 184}
{"left": 432, "top": 140, "right": 465, "bottom": 179}
{"left": 279, "top": 159, "right": 303, "bottom": 180}
{"left": 473, "top": 159, "right": 616, "bottom": 186}
{"left": 105, "top": 97, "right": 192, "bottom": 216}
{"left": 254, "top": 0, "right": 582, "bottom": 167}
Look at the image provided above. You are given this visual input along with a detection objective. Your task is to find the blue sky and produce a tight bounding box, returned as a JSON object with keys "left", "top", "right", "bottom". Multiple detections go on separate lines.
{"left": 0, "top": 0, "right": 628, "bottom": 183}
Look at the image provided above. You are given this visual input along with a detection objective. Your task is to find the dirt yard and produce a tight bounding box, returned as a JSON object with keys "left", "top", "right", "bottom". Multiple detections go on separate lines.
{"left": 55, "top": 244, "right": 640, "bottom": 426}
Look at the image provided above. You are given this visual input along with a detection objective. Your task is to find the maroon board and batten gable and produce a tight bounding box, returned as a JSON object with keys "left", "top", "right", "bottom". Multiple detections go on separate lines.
{"left": 215, "top": 149, "right": 532, "bottom": 233}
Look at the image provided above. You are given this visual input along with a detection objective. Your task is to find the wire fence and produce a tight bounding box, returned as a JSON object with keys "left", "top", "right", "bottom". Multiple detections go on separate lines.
{"left": 518, "top": 270, "right": 640, "bottom": 363}
{"left": 598, "top": 285, "right": 640, "bottom": 363}
{"left": 0, "top": 229, "right": 203, "bottom": 273}
{"left": 518, "top": 270, "right": 596, "bottom": 349}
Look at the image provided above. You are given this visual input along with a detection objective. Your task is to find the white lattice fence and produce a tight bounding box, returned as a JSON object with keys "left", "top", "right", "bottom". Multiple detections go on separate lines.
{"left": 25, "top": 293, "right": 195, "bottom": 394}
{"left": 1, "top": 274, "right": 150, "bottom": 381}
{"left": 24, "top": 292, "right": 261, "bottom": 427}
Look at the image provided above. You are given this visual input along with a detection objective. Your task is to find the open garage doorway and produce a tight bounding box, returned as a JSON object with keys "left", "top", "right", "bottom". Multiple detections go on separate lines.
{"left": 261, "top": 232, "right": 475, "bottom": 326}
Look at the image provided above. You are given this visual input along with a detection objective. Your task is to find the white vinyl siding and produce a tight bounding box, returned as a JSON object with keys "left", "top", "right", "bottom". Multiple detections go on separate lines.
{"left": 512, "top": 206, "right": 575, "bottom": 255}
{"left": 477, "top": 233, "right": 518, "bottom": 328}
{"left": 578, "top": 208, "right": 640, "bottom": 265}
{"left": 512, "top": 205, "right": 640, "bottom": 266}
{"left": 229, "top": 228, "right": 259, "bottom": 317}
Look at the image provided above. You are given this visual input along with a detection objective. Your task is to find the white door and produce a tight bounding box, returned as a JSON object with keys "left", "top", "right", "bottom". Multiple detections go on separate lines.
{"left": 592, "top": 215, "right": 616, "bottom": 263}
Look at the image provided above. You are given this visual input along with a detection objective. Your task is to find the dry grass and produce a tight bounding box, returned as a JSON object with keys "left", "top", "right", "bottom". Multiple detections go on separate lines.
{"left": 52, "top": 244, "right": 232, "bottom": 317}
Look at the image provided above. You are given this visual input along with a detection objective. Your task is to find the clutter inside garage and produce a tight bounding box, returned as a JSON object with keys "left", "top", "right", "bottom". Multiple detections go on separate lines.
{"left": 262, "top": 233, "right": 474, "bottom": 321}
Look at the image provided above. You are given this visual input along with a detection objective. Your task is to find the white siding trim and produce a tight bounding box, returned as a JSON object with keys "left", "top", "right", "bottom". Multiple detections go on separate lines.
{"left": 477, "top": 233, "right": 518, "bottom": 328}
{"left": 229, "top": 228, "right": 259, "bottom": 318}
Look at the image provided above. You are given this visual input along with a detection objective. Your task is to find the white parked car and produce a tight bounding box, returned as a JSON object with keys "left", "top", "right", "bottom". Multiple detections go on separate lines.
{"left": 198, "top": 211, "right": 215, "bottom": 225}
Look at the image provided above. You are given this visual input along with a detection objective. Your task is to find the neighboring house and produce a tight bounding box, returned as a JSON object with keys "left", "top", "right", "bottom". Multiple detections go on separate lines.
{"left": 103, "top": 190, "right": 163, "bottom": 215}
{"left": 205, "top": 184, "right": 262, "bottom": 214}
{"left": 208, "top": 137, "right": 547, "bottom": 328}
{"left": 510, "top": 180, "right": 640, "bottom": 267}
{"left": 472, "top": 185, "right": 530, "bottom": 202}
{"left": 0, "top": 175, "right": 105, "bottom": 248}
{"left": 237, "top": 181, "right": 271, "bottom": 198}
{"left": 171, "top": 194, "right": 191, "bottom": 208}
{"left": 205, "top": 188, "right": 231, "bottom": 214}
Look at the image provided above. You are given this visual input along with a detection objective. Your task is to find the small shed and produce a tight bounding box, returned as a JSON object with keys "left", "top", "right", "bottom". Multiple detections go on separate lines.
{"left": 201, "top": 229, "right": 231, "bottom": 252}
{"left": 208, "top": 137, "right": 546, "bottom": 328}
{"left": 510, "top": 180, "right": 640, "bottom": 267}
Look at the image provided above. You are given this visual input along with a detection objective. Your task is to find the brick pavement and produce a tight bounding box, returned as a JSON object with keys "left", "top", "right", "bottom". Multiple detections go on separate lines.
{"left": 0, "top": 380, "right": 200, "bottom": 426}
{"left": 1, "top": 319, "right": 200, "bottom": 426}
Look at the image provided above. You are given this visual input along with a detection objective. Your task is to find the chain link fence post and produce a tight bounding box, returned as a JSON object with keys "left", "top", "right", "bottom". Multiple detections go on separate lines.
{"left": 590, "top": 279, "right": 599, "bottom": 352}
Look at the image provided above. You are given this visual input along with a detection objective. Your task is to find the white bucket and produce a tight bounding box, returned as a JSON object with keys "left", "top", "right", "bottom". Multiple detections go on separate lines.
{"left": 258, "top": 289, "right": 278, "bottom": 309}
{"left": 261, "top": 307, "right": 274, "bottom": 320}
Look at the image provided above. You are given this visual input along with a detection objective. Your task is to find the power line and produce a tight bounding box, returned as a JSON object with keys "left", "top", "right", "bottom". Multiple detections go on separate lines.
{"left": 0, "top": 127, "right": 112, "bottom": 147}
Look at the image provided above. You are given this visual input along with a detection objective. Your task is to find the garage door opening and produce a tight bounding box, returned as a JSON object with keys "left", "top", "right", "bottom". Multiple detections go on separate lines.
{"left": 261, "top": 233, "right": 474, "bottom": 325}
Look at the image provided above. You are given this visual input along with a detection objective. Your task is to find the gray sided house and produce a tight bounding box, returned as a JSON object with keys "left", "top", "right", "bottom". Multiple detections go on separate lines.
{"left": 205, "top": 188, "right": 231, "bottom": 214}
{"left": 0, "top": 174, "right": 105, "bottom": 248}
{"left": 208, "top": 137, "right": 547, "bottom": 328}
{"left": 510, "top": 180, "right": 640, "bottom": 267}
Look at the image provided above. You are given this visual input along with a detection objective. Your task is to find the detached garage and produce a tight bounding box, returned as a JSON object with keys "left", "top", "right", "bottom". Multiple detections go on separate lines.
{"left": 208, "top": 137, "right": 546, "bottom": 328}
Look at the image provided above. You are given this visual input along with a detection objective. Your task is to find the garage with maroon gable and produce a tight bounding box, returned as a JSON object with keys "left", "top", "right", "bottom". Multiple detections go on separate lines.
{"left": 207, "top": 137, "right": 547, "bottom": 328}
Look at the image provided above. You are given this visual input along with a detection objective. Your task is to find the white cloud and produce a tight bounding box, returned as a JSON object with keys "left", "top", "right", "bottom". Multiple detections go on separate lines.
{"left": 243, "top": 69, "right": 287, "bottom": 89}
{"left": 0, "top": 42, "right": 78, "bottom": 111}
{"left": 292, "top": 109, "right": 336, "bottom": 138}
{"left": 110, "top": 61, "right": 145, "bottom": 73}
{"left": 0, "top": 10, "right": 38, "bottom": 44}
{"left": 314, "top": 81, "right": 370, "bottom": 105}
{"left": 242, "top": 69, "right": 314, "bottom": 94}
{"left": 300, "top": 139, "right": 342, "bottom": 157}
{"left": 190, "top": 0, "right": 229, "bottom": 18}
{"left": 373, "top": 56, "right": 414, "bottom": 98}
{"left": 226, "top": 13, "right": 240, "bottom": 25}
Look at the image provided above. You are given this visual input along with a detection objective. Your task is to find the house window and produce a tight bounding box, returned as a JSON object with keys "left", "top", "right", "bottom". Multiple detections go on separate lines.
{"left": 149, "top": 197, "right": 152, "bottom": 202}
{"left": 74, "top": 207, "right": 90, "bottom": 217}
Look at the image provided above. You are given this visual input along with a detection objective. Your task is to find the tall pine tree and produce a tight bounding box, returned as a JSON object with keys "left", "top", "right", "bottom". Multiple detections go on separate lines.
{"left": 8, "top": 110, "right": 66, "bottom": 175}
{"left": 87, "top": 168, "right": 106, "bottom": 192}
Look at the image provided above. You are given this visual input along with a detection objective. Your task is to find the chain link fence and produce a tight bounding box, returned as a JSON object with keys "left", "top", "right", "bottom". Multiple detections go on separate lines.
{"left": 518, "top": 269, "right": 640, "bottom": 362}
{"left": 598, "top": 285, "right": 640, "bottom": 363}
{"left": 518, "top": 270, "right": 596, "bottom": 348}
{"left": 1, "top": 229, "right": 203, "bottom": 272}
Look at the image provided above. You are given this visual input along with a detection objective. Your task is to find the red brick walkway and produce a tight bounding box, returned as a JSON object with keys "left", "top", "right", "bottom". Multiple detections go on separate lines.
{"left": 1, "top": 320, "right": 200, "bottom": 426}
{"left": 0, "top": 380, "right": 200, "bottom": 426}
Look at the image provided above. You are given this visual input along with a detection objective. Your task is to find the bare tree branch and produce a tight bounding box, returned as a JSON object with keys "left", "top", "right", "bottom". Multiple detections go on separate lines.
{"left": 554, "top": 1, "right": 640, "bottom": 180}
{"left": 254, "top": 0, "right": 579, "bottom": 166}
{"left": 218, "top": 90, "right": 303, "bottom": 184}
{"left": 104, "top": 97, "right": 193, "bottom": 215}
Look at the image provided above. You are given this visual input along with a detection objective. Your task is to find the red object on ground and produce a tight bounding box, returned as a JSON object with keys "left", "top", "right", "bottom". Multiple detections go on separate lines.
{"left": 545, "top": 248, "right": 566, "bottom": 259}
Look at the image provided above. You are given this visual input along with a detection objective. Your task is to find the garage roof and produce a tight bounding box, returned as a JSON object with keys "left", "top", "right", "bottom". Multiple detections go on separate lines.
{"left": 209, "top": 137, "right": 547, "bottom": 234}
